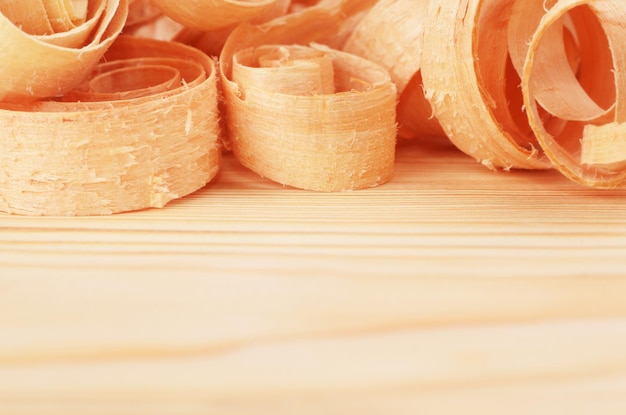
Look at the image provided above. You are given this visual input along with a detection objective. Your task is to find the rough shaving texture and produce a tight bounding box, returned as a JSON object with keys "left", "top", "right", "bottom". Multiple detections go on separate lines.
{"left": 0, "top": 35, "right": 220, "bottom": 215}
{"left": 2, "top": 0, "right": 626, "bottom": 216}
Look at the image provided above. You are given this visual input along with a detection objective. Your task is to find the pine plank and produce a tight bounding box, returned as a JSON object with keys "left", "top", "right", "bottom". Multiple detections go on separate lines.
{"left": 1, "top": 138, "right": 626, "bottom": 413}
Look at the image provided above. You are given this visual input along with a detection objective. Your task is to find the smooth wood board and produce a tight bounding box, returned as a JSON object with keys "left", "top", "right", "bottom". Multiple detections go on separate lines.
{"left": 2, "top": 138, "right": 626, "bottom": 414}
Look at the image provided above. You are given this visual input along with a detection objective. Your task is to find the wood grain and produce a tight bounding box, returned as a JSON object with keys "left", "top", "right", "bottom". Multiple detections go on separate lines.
{"left": 2, "top": 138, "right": 626, "bottom": 414}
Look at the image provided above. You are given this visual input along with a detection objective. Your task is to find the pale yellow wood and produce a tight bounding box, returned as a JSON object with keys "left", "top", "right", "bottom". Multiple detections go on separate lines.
{"left": 0, "top": 36, "right": 221, "bottom": 216}
{"left": 343, "top": 0, "right": 445, "bottom": 139}
{"left": 519, "top": 0, "right": 626, "bottom": 188}
{"left": 148, "top": 0, "right": 282, "bottom": 31}
{"left": 581, "top": 122, "right": 626, "bottom": 166}
{"left": 421, "top": 0, "right": 550, "bottom": 170}
{"left": 1, "top": 139, "right": 626, "bottom": 413}
{"left": 0, "top": 0, "right": 127, "bottom": 102}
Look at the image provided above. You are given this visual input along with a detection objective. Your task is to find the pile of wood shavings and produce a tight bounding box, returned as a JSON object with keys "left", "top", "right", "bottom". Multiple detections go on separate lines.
{"left": 0, "top": 0, "right": 624, "bottom": 215}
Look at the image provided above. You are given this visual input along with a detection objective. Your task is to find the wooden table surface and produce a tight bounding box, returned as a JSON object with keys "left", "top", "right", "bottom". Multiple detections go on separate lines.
{"left": 2, "top": 138, "right": 626, "bottom": 414}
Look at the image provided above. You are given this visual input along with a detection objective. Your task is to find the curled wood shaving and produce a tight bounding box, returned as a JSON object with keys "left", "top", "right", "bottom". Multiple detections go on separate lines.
{"left": 148, "top": 0, "right": 286, "bottom": 32}
{"left": 0, "top": 0, "right": 127, "bottom": 102}
{"left": 421, "top": 0, "right": 550, "bottom": 170}
{"left": 219, "top": 1, "right": 397, "bottom": 191}
{"left": 517, "top": 0, "right": 626, "bottom": 188}
{"left": 0, "top": 35, "right": 220, "bottom": 215}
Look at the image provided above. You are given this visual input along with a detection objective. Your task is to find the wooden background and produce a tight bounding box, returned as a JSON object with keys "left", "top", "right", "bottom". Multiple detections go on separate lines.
{"left": 2, "top": 138, "right": 626, "bottom": 414}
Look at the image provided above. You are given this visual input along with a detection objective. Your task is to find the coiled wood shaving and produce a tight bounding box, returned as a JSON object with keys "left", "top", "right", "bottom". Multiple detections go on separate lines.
{"left": 219, "top": 1, "right": 397, "bottom": 191}
{"left": 0, "top": 34, "right": 220, "bottom": 215}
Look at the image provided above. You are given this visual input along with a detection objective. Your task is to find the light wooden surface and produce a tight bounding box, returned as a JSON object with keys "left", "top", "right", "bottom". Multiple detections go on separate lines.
{"left": 2, "top": 138, "right": 626, "bottom": 414}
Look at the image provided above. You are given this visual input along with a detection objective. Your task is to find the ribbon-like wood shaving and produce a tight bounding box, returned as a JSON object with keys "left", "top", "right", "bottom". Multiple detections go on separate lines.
{"left": 518, "top": 0, "right": 626, "bottom": 188}
{"left": 148, "top": 0, "right": 284, "bottom": 31}
{"left": 421, "top": 0, "right": 550, "bottom": 170}
{"left": 225, "top": 43, "right": 397, "bottom": 191}
{"left": 0, "top": 0, "right": 127, "bottom": 102}
{"left": 2, "top": 0, "right": 626, "bottom": 215}
{"left": 219, "top": 2, "right": 397, "bottom": 191}
{"left": 0, "top": 35, "right": 220, "bottom": 215}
